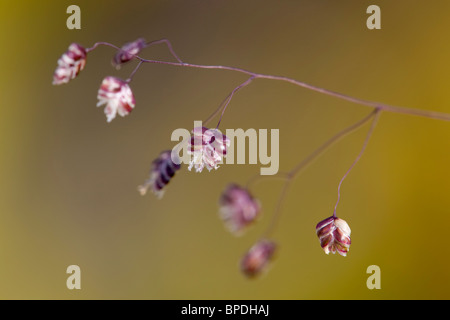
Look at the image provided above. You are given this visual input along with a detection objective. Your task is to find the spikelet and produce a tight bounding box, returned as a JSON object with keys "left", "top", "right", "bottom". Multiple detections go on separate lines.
{"left": 96, "top": 76, "right": 136, "bottom": 122}
{"left": 138, "top": 150, "right": 181, "bottom": 198}
{"left": 52, "top": 43, "right": 87, "bottom": 85}
{"left": 316, "top": 216, "right": 351, "bottom": 256}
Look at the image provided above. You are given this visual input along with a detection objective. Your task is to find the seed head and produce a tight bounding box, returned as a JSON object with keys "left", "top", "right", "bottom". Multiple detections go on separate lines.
{"left": 52, "top": 43, "right": 87, "bottom": 85}
{"left": 187, "top": 127, "right": 230, "bottom": 172}
{"left": 112, "top": 38, "right": 146, "bottom": 69}
{"left": 138, "top": 150, "right": 181, "bottom": 198}
{"left": 316, "top": 216, "right": 351, "bottom": 256}
{"left": 240, "top": 239, "right": 276, "bottom": 278}
{"left": 219, "top": 184, "right": 261, "bottom": 236}
{"left": 97, "top": 76, "right": 136, "bottom": 122}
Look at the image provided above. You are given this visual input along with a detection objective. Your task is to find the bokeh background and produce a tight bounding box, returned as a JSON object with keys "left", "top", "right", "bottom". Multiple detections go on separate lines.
{"left": 0, "top": 0, "right": 449, "bottom": 299}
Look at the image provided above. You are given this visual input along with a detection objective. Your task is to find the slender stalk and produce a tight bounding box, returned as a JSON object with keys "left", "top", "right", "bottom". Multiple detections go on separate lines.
{"left": 144, "top": 38, "right": 183, "bottom": 63}
{"left": 125, "top": 60, "right": 143, "bottom": 83}
{"left": 288, "top": 109, "right": 380, "bottom": 179}
{"left": 333, "top": 109, "right": 381, "bottom": 217}
{"left": 203, "top": 92, "right": 231, "bottom": 126}
{"left": 262, "top": 179, "right": 292, "bottom": 238}
{"left": 255, "top": 108, "right": 380, "bottom": 237}
{"left": 203, "top": 77, "right": 255, "bottom": 127}
{"left": 86, "top": 41, "right": 121, "bottom": 53}
{"left": 245, "top": 171, "right": 290, "bottom": 190}
{"left": 246, "top": 108, "right": 380, "bottom": 188}
{"left": 215, "top": 76, "right": 255, "bottom": 129}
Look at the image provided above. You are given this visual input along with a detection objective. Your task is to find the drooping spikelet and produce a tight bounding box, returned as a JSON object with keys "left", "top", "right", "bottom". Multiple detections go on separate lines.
{"left": 53, "top": 43, "right": 87, "bottom": 85}
{"left": 96, "top": 76, "right": 136, "bottom": 122}
{"left": 187, "top": 126, "right": 230, "bottom": 172}
{"left": 138, "top": 150, "right": 181, "bottom": 198}
{"left": 240, "top": 239, "right": 277, "bottom": 278}
{"left": 112, "top": 38, "right": 146, "bottom": 69}
{"left": 316, "top": 216, "right": 351, "bottom": 256}
{"left": 219, "top": 184, "right": 261, "bottom": 236}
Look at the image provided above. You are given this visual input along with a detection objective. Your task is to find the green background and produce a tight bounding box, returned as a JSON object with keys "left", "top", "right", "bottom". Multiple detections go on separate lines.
{"left": 1, "top": 0, "right": 449, "bottom": 299}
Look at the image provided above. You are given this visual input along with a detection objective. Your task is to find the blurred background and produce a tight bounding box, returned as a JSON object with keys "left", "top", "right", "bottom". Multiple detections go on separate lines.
{"left": 0, "top": 0, "right": 449, "bottom": 299}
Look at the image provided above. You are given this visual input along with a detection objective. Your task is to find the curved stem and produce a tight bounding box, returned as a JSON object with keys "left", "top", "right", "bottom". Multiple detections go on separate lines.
{"left": 203, "top": 77, "right": 255, "bottom": 128}
{"left": 333, "top": 109, "right": 382, "bottom": 217}
{"left": 253, "top": 108, "right": 380, "bottom": 237}
{"left": 203, "top": 92, "right": 231, "bottom": 127}
{"left": 245, "top": 171, "right": 290, "bottom": 190}
{"left": 86, "top": 41, "right": 121, "bottom": 53}
{"left": 288, "top": 109, "right": 380, "bottom": 179}
{"left": 262, "top": 180, "right": 292, "bottom": 238}
{"left": 125, "top": 60, "right": 143, "bottom": 83}
{"left": 246, "top": 108, "right": 380, "bottom": 189}
{"left": 144, "top": 38, "right": 183, "bottom": 63}
{"left": 216, "top": 76, "right": 255, "bottom": 129}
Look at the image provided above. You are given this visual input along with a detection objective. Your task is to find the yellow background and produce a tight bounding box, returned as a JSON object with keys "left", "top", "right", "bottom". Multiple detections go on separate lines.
{"left": 0, "top": 0, "right": 449, "bottom": 299}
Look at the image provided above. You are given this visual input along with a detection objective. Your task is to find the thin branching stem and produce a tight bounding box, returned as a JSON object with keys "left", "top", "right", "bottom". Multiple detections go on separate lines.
{"left": 144, "top": 38, "right": 183, "bottom": 63}
{"left": 262, "top": 179, "right": 292, "bottom": 238}
{"left": 86, "top": 41, "right": 450, "bottom": 122}
{"left": 288, "top": 109, "right": 381, "bottom": 179}
{"left": 333, "top": 109, "right": 382, "bottom": 217}
{"left": 255, "top": 108, "right": 381, "bottom": 237}
{"left": 246, "top": 108, "right": 380, "bottom": 188}
{"left": 203, "top": 92, "right": 231, "bottom": 126}
{"left": 245, "top": 172, "right": 290, "bottom": 190}
{"left": 215, "top": 76, "right": 255, "bottom": 129}
{"left": 85, "top": 40, "right": 448, "bottom": 239}
{"left": 125, "top": 60, "right": 143, "bottom": 83}
{"left": 203, "top": 77, "right": 254, "bottom": 127}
